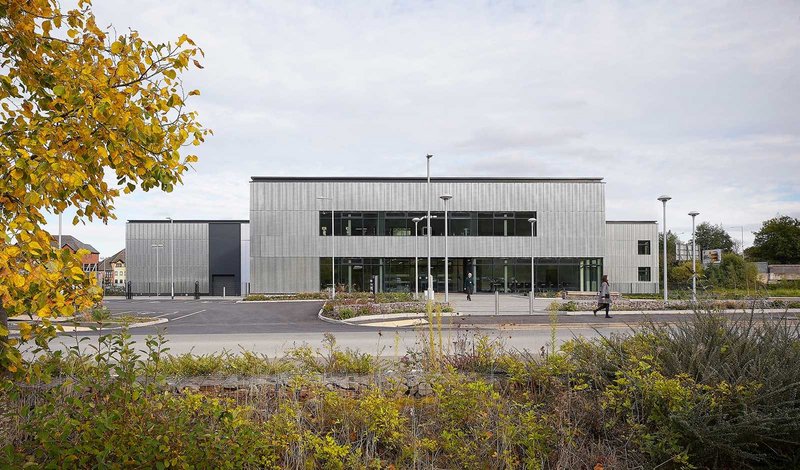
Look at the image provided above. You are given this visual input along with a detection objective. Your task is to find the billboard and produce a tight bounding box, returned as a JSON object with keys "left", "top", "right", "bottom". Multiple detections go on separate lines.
{"left": 702, "top": 249, "right": 723, "bottom": 266}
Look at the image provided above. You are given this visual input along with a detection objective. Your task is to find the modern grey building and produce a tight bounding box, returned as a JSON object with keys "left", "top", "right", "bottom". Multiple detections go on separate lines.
{"left": 126, "top": 220, "right": 250, "bottom": 296}
{"left": 249, "top": 177, "right": 659, "bottom": 294}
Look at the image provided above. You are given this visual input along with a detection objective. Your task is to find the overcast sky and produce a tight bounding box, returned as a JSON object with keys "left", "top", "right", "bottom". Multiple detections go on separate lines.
{"left": 46, "top": 0, "right": 800, "bottom": 257}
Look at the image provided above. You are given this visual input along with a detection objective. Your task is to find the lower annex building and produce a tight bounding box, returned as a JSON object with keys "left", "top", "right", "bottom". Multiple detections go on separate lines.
{"left": 127, "top": 176, "right": 658, "bottom": 296}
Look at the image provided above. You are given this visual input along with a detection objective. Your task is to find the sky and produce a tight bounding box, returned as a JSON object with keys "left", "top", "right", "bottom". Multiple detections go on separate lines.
{"left": 45, "top": 0, "right": 800, "bottom": 257}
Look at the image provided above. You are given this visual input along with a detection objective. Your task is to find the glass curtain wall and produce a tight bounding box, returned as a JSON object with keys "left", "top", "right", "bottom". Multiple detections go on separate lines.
{"left": 320, "top": 257, "right": 601, "bottom": 293}
{"left": 320, "top": 211, "right": 537, "bottom": 237}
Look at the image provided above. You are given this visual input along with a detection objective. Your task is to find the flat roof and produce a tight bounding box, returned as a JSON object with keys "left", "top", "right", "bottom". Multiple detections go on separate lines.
{"left": 606, "top": 220, "right": 657, "bottom": 224}
{"left": 128, "top": 220, "right": 249, "bottom": 224}
{"left": 250, "top": 176, "right": 603, "bottom": 183}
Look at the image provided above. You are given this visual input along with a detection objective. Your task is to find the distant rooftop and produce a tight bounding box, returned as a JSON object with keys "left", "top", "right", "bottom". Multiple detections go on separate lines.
{"left": 250, "top": 176, "right": 603, "bottom": 183}
{"left": 51, "top": 235, "right": 99, "bottom": 254}
{"left": 98, "top": 249, "right": 125, "bottom": 271}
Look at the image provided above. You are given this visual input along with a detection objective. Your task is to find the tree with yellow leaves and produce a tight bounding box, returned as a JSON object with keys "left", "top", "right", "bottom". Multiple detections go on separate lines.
{"left": 0, "top": 0, "right": 208, "bottom": 374}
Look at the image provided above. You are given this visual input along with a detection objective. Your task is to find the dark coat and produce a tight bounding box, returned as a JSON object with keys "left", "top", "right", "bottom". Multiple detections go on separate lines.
{"left": 464, "top": 276, "right": 475, "bottom": 293}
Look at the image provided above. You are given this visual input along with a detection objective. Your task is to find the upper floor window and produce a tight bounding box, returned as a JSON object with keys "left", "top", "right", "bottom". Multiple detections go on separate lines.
{"left": 638, "top": 240, "right": 651, "bottom": 255}
{"left": 319, "top": 211, "right": 537, "bottom": 237}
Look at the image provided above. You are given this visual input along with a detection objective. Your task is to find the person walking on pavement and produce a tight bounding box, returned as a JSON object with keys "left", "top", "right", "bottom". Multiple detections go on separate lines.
{"left": 464, "top": 272, "right": 474, "bottom": 301}
{"left": 593, "top": 274, "right": 612, "bottom": 318}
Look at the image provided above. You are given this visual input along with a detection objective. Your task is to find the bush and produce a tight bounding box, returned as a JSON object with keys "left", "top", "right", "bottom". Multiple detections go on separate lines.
{"left": 705, "top": 253, "right": 760, "bottom": 289}
{"left": 5, "top": 311, "right": 800, "bottom": 469}
{"left": 559, "top": 301, "right": 578, "bottom": 312}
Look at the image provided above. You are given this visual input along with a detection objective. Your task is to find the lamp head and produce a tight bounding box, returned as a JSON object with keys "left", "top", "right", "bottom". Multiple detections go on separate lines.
{"left": 440, "top": 194, "right": 453, "bottom": 201}
{"left": 426, "top": 154, "right": 433, "bottom": 159}
{"left": 412, "top": 217, "right": 423, "bottom": 223}
{"left": 527, "top": 217, "right": 537, "bottom": 223}
{"left": 657, "top": 195, "right": 672, "bottom": 203}
{"left": 688, "top": 211, "right": 699, "bottom": 217}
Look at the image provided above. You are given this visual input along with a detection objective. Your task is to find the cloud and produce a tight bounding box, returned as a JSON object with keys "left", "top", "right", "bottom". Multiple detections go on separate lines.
{"left": 47, "top": 0, "right": 800, "bottom": 256}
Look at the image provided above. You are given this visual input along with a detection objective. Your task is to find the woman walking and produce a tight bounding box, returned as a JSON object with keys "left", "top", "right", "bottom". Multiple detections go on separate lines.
{"left": 593, "top": 275, "right": 612, "bottom": 318}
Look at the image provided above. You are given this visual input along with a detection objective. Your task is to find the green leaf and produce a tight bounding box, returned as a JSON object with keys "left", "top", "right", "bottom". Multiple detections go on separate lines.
{"left": 53, "top": 85, "right": 66, "bottom": 96}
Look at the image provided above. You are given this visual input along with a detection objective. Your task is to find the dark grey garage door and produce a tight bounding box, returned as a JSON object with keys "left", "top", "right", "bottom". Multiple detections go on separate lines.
{"left": 212, "top": 275, "right": 237, "bottom": 296}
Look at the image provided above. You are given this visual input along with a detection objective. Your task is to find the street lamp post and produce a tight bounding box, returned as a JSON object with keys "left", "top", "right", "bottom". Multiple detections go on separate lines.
{"left": 412, "top": 217, "right": 423, "bottom": 299}
{"left": 440, "top": 194, "right": 453, "bottom": 302}
{"left": 528, "top": 218, "right": 537, "bottom": 313}
{"left": 657, "top": 195, "right": 671, "bottom": 303}
{"left": 689, "top": 211, "right": 699, "bottom": 303}
{"left": 317, "top": 196, "right": 335, "bottom": 299}
{"left": 151, "top": 243, "right": 164, "bottom": 296}
{"left": 167, "top": 217, "right": 174, "bottom": 299}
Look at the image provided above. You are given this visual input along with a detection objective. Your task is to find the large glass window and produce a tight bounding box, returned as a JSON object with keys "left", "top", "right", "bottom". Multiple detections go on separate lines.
{"left": 321, "top": 256, "right": 599, "bottom": 294}
{"left": 449, "top": 211, "right": 471, "bottom": 236}
{"left": 319, "top": 211, "right": 538, "bottom": 237}
{"left": 514, "top": 212, "right": 537, "bottom": 236}
{"left": 384, "top": 212, "right": 410, "bottom": 236}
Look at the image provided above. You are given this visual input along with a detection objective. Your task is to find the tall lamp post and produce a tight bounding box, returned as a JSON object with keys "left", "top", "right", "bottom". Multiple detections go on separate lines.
{"left": 425, "top": 154, "right": 433, "bottom": 300}
{"left": 317, "top": 196, "right": 335, "bottom": 299}
{"left": 166, "top": 217, "right": 174, "bottom": 299}
{"left": 151, "top": 243, "right": 164, "bottom": 296}
{"left": 657, "top": 195, "right": 671, "bottom": 303}
{"left": 528, "top": 218, "right": 537, "bottom": 312}
{"left": 440, "top": 194, "right": 453, "bottom": 302}
{"left": 689, "top": 211, "right": 699, "bottom": 303}
{"left": 412, "top": 217, "right": 423, "bottom": 299}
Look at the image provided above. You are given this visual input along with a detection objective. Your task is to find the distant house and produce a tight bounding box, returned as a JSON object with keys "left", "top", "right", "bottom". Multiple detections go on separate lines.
{"left": 767, "top": 265, "right": 800, "bottom": 283}
{"left": 99, "top": 249, "right": 126, "bottom": 287}
{"left": 51, "top": 235, "right": 100, "bottom": 275}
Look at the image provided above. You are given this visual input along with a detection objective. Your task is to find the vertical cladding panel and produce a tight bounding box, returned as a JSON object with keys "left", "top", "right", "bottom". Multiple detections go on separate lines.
{"left": 126, "top": 222, "right": 209, "bottom": 295}
{"left": 605, "top": 222, "right": 659, "bottom": 294}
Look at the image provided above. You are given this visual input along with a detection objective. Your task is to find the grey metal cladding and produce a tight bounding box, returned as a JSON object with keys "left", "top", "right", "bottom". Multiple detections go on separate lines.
{"left": 125, "top": 222, "right": 209, "bottom": 294}
{"left": 605, "top": 221, "right": 659, "bottom": 294}
{"left": 250, "top": 179, "right": 607, "bottom": 293}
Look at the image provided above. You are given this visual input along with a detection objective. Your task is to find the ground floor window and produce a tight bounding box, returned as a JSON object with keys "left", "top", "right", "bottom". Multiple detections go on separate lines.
{"left": 320, "top": 257, "right": 602, "bottom": 293}
{"left": 638, "top": 267, "right": 651, "bottom": 282}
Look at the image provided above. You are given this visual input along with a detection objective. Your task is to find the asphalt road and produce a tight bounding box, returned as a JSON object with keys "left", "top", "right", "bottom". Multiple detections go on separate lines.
{"left": 37, "top": 299, "right": 795, "bottom": 357}
{"left": 35, "top": 299, "right": 630, "bottom": 357}
{"left": 101, "top": 299, "right": 353, "bottom": 335}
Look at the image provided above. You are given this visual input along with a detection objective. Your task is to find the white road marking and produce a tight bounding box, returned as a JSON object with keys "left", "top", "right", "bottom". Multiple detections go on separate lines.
{"left": 154, "top": 310, "right": 181, "bottom": 318}
{"left": 170, "top": 310, "right": 207, "bottom": 322}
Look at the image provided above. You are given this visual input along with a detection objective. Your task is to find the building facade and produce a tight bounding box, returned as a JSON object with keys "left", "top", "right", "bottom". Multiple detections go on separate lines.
{"left": 98, "top": 249, "right": 126, "bottom": 287}
{"left": 250, "top": 177, "right": 659, "bottom": 294}
{"left": 126, "top": 220, "right": 250, "bottom": 296}
{"left": 52, "top": 235, "right": 100, "bottom": 276}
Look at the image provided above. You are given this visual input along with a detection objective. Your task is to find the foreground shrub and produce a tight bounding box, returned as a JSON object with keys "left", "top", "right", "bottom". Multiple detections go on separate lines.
{"left": 3, "top": 311, "right": 799, "bottom": 469}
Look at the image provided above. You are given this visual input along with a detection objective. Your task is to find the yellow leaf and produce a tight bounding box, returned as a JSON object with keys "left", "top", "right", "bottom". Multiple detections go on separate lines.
{"left": 19, "top": 322, "right": 33, "bottom": 340}
{"left": 111, "top": 41, "right": 123, "bottom": 54}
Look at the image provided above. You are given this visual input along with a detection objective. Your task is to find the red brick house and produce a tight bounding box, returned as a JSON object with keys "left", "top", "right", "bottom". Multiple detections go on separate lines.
{"left": 51, "top": 235, "right": 100, "bottom": 276}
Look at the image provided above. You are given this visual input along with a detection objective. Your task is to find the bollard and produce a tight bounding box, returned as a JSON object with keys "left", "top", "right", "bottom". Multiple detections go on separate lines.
{"left": 494, "top": 290, "right": 499, "bottom": 316}
{"left": 194, "top": 281, "right": 200, "bottom": 300}
{"left": 222, "top": 286, "right": 226, "bottom": 298}
{"left": 529, "top": 292, "right": 533, "bottom": 315}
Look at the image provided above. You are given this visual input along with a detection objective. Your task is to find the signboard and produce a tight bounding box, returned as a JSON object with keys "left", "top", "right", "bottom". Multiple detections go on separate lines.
{"left": 702, "top": 249, "right": 723, "bottom": 266}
